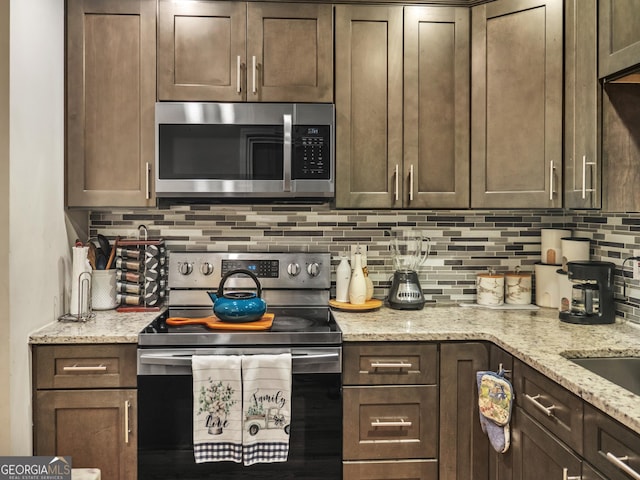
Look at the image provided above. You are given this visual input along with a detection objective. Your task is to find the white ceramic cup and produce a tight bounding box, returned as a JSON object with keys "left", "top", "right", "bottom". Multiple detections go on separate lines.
{"left": 477, "top": 273, "right": 505, "bottom": 306}
{"left": 92, "top": 270, "right": 118, "bottom": 310}
{"left": 505, "top": 270, "right": 532, "bottom": 305}
{"left": 534, "top": 263, "right": 561, "bottom": 308}
{"left": 561, "top": 237, "right": 590, "bottom": 272}
{"left": 540, "top": 229, "right": 571, "bottom": 265}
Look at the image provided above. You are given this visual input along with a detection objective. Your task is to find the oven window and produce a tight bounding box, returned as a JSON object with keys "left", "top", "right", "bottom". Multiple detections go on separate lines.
{"left": 138, "top": 373, "right": 342, "bottom": 479}
{"left": 158, "top": 124, "right": 284, "bottom": 180}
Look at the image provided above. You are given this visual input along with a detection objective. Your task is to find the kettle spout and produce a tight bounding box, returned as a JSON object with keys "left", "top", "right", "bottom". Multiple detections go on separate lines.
{"left": 207, "top": 291, "right": 218, "bottom": 303}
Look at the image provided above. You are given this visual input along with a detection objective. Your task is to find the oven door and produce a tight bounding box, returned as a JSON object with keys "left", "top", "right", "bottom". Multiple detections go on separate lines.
{"left": 137, "top": 350, "right": 342, "bottom": 479}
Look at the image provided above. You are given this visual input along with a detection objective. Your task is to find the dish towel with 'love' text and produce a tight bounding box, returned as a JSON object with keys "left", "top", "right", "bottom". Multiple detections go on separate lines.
{"left": 192, "top": 355, "right": 243, "bottom": 463}
{"left": 241, "top": 353, "right": 292, "bottom": 465}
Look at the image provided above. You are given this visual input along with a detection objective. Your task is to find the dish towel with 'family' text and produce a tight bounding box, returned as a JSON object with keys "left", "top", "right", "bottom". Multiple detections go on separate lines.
{"left": 192, "top": 355, "right": 243, "bottom": 463}
{"left": 241, "top": 353, "right": 292, "bottom": 465}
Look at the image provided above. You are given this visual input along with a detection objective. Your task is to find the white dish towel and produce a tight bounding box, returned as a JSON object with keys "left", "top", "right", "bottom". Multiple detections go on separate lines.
{"left": 241, "top": 353, "right": 292, "bottom": 466}
{"left": 192, "top": 355, "right": 243, "bottom": 464}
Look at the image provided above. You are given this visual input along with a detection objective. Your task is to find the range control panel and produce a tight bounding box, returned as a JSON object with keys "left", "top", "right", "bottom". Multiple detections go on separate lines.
{"left": 168, "top": 252, "right": 330, "bottom": 290}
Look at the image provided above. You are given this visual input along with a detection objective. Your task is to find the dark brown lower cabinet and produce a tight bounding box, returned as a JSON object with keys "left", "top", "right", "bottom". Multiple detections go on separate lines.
{"left": 343, "top": 461, "right": 438, "bottom": 480}
{"left": 439, "top": 342, "right": 489, "bottom": 480}
{"left": 512, "top": 408, "right": 582, "bottom": 480}
{"left": 35, "top": 389, "right": 137, "bottom": 479}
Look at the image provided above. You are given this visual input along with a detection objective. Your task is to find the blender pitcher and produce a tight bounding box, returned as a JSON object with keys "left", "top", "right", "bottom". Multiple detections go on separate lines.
{"left": 388, "top": 231, "right": 431, "bottom": 310}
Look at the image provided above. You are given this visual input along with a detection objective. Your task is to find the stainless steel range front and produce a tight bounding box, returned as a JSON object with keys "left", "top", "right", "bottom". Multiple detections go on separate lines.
{"left": 137, "top": 252, "right": 342, "bottom": 479}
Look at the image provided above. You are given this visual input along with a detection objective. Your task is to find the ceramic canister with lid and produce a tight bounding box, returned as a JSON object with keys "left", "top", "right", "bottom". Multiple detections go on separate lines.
{"left": 534, "top": 263, "right": 561, "bottom": 308}
{"left": 504, "top": 268, "right": 532, "bottom": 305}
{"left": 476, "top": 270, "right": 505, "bottom": 306}
{"left": 560, "top": 237, "right": 590, "bottom": 272}
{"left": 540, "top": 229, "right": 572, "bottom": 265}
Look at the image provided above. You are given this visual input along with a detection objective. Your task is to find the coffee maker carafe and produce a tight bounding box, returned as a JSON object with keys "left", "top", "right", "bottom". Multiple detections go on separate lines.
{"left": 559, "top": 261, "right": 615, "bottom": 324}
{"left": 388, "top": 231, "right": 430, "bottom": 310}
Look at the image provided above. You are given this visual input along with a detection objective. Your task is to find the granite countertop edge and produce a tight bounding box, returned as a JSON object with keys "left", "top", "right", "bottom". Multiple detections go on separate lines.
{"left": 333, "top": 304, "right": 640, "bottom": 435}
{"left": 29, "top": 304, "right": 640, "bottom": 435}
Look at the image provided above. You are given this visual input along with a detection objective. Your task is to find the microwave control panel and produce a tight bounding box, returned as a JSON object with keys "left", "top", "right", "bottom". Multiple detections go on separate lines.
{"left": 292, "top": 125, "right": 331, "bottom": 179}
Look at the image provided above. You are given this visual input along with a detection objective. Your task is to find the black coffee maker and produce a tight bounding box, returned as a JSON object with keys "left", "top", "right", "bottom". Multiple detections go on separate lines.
{"left": 559, "top": 261, "right": 615, "bottom": 324}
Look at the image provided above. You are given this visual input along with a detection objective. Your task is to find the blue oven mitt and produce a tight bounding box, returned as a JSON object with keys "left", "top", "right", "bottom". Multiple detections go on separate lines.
{"left": 476, "top": 370, "right": 514, "bottom": 453}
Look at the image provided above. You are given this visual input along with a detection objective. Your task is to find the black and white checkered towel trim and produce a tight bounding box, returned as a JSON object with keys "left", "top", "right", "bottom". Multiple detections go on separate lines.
{"left": 243, "top": 442, "right": 289, "bottom": 466}
{"left": 194, "top": 442, "right": 242, "bottom": 464}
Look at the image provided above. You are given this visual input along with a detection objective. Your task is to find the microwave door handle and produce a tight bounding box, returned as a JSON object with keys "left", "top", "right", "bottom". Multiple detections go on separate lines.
{"left": 283, "top": 114, "right": 292, "bottom": 192}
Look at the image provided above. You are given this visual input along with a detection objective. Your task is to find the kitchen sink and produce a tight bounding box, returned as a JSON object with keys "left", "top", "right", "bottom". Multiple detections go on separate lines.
{"left": 569, "top": 357, "right": 640, "bottom": 396}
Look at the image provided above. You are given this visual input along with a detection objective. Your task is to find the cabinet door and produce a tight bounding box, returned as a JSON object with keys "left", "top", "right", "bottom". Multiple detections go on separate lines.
{"left": 584, "top": 404, "right": 640, "bottom": 480}
{"left": 247, "top": 3, "right": 333, "bottom": 102}
{"left": 157, "top": 0, "right": 246, "bottom": 101}
{"left": 66, "top": 0, "right": 155, "bottom": 207}
{"left": 471, "top": 0, "right": 563, "bottom": 209}
{"left": 35, "top": 389, "right": 137, "bottom": 480}
{"left": 439, "top": 343, "right": 489, "bottom": 480}
{"left": 335, "top": 5, "right": 403, "bottom": 209}
{"left": 512, "top": 408, "right": 582, "bottom": 480}
{"left": 564, "top": 0, "right": 600, "bottom": 209}
{"left": 404, "top": 7, "right": 470, "bottom": 208}
{"left": 598, "top": 0, "right": 640, "bottom": 79}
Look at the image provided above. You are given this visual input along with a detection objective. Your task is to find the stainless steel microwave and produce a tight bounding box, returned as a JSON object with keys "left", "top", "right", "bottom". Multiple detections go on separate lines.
{"left": 155, "top": 102, "right": 335, "bottom": 199}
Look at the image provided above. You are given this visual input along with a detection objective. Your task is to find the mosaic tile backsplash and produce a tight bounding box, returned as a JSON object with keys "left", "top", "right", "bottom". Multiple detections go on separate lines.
{"left": 88, "top": 204, "right": 640, "bottom": 325}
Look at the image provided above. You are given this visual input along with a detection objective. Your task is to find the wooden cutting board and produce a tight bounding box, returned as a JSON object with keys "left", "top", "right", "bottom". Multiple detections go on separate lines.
{"left": 166, "top": 313, "right": 274, "bottom": 331}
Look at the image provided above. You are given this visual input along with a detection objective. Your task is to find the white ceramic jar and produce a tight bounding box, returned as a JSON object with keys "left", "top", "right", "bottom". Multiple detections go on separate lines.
{"left": 477, "top": 271, "right": 505, "bottom": 306}
{"left": 505, "top": 269, "right": 532, "bottom": 305}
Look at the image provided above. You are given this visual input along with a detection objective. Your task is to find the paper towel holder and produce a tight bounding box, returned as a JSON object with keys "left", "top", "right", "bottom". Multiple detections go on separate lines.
{"left": 58, "top": 271, "right": 95, "bottom": 322}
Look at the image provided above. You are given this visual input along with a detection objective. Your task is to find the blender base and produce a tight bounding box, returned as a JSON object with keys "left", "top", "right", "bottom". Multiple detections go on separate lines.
{"left": 388, "top": 270, "right": 425, "bottom": 310}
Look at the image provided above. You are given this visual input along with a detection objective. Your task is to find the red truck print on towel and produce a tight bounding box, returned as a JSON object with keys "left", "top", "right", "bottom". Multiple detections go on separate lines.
{"left": 245, "top": 389, "right": 290, "bottom": 436}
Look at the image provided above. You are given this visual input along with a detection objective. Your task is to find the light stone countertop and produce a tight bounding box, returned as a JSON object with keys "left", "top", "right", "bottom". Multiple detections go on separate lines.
{"left": 332, "top": 304, "right": 640, "bottom": 435}
{"left": 29, "top": 310, "right": 162, "bottom": 344}
{"left": 29, "top": 304, "right": 640, "bottom": 436}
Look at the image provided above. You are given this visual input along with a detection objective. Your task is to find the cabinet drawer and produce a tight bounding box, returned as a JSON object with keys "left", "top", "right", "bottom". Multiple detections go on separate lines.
{"left": 584, "top": 404, "right": 640, "bottom": 480}
{"left": 513, "top": 359, "right": 583, "bottom": 454}
{"left": 343, "top": 343, "right": 438, "bottom": 385}
{"left": 344, "top": 460, "right": 438, "bottom": 480}
{"left": 343, "top": 385, "right": 438, "bottom": 460}
{"left": 34, "top": 344, "right": 137, "bottom": 389}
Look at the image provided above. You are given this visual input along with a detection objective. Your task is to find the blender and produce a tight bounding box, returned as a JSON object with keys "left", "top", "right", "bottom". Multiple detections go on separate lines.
{"left": 388, "top": 231, "right": 431, "bottom": 310}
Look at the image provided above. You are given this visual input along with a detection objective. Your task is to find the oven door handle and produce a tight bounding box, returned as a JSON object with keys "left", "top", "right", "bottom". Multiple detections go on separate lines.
{"left": 139, "top": 351, "right": 340, "bottom": 367}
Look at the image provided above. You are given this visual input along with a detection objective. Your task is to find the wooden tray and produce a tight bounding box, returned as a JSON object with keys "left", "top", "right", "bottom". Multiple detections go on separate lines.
{"left": 329, "top": 298, "right": 383, "bottom": 312}
{"left": 166, "top": 313, "right": 274, "bottom": 331}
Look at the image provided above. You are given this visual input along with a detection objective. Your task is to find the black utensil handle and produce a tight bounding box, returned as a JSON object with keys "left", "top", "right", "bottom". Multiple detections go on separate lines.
{"left": 218, "top": 269, "right": 262, "bottom": 297}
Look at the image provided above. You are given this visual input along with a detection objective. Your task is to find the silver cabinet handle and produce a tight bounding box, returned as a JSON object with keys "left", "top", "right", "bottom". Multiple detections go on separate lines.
{"left": 394, "top": 164, "right": 399, "bottom": 202}
{"left": 549, "top": 160, "right": 555, "bottom": 200}
{"left": 525, "top": 393, "right": 557, "bottom": 417}
{"left": 409, "top": 164, "right": 414, "bottom": 201}
{"left": 371, "top": 361, "right": 413, "bottom": 369}
{"left": 63, "top": 364, "right": 107, "bottom": 372}
{"left": 371, "top": 418, "right": 412, "bottom": 428}
{"left": 581, "top": 154, "right": 596, "bottom": 200}
{"left": 236, "top": 55, "right": 241, "bottom": 94}
{"left": 606, "top": 452, "right": 640, "bottom": 480}
{"left": 145, "top": 162, "right": 151, "bottom": 200}
{"left": 124, "top": 400, "right": 131, "bottom": 444}
{"left": 252, "top": 55, "right": 257, "bottom": 94}
{"left": 562, "top": 467, "right": 581, "bottom": 480}
{"left": 283, "top": 114, "right": 292, "bottom": 192}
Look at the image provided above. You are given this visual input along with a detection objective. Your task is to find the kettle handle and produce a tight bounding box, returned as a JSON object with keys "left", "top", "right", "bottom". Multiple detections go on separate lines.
{"left": 218, "top": 269, "right": 262, "bottom": 298}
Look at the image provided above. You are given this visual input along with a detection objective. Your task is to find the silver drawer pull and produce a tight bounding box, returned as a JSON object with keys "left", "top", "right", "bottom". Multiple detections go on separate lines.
{"left": 525, "top": 393, "right": 557, "bottom": 417}
{"left": 371, "top": 419, "right": 412, "bottom": 428}
{"left": 63, "top": 364, "right": 107, "bottom": 372}
{"left": 606, "top": 452, "right": 640, "bottom": 480}
{"left": 370, "top": 361, "right": 413, "bottom": 369}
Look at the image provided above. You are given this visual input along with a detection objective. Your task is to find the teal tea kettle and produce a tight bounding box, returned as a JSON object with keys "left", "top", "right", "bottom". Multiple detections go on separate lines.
{"left": 207, "top": 269, "right": 267, "bottom": 322}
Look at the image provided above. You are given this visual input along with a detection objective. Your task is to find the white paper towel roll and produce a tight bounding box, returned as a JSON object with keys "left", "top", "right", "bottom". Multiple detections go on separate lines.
{"left": 70, "top": 246, "right": 92, "bottom": 315}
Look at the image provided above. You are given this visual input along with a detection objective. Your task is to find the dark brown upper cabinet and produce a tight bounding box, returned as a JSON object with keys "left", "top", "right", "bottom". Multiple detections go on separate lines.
{"left": 157, "top": 1, "right": 333, "bottom": 102}
{"left": 471, "top": 0, "right": 563, "bottom": 209}
{"left": 598, "top": 0, "right": 640, "bottom": 80}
